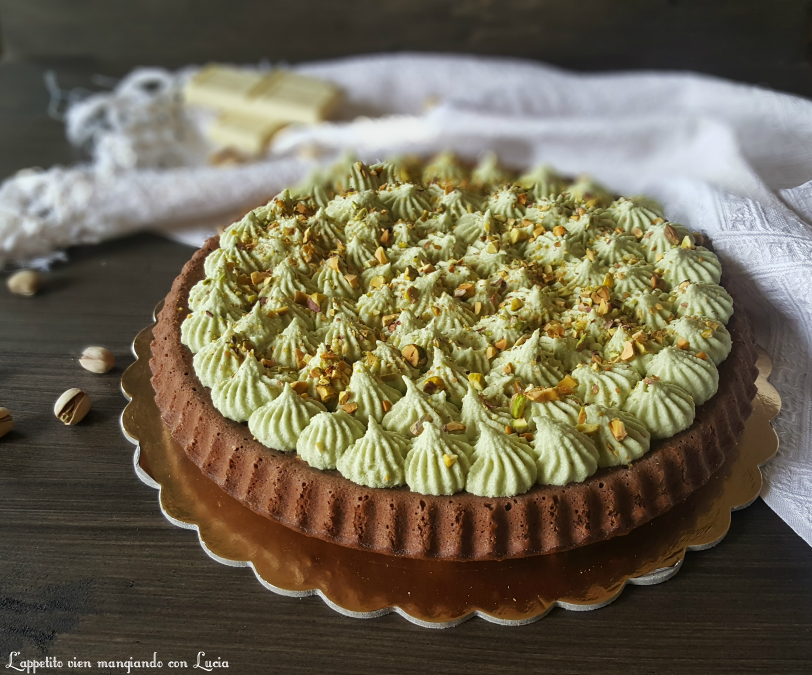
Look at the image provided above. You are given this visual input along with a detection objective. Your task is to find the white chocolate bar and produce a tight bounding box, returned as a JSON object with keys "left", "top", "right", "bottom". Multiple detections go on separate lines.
{"left": 247, "top": 70, "right": 341, "bottom": 124}
{"left": 184, "top": 64, "right": 341, "bottom": 124}
{"left": 206, "top": 112, "right": 287, "bottom": 155}
{"left": 183, "top": 66, "right": 264, "bottom": 112}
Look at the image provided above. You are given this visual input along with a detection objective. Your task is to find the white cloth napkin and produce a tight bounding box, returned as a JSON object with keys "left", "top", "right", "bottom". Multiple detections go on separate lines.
{"left": 2, "top": 54, "right": 811, "bottom": 545}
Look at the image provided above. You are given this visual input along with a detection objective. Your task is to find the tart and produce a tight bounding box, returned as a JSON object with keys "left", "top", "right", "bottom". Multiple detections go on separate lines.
{"left": 150, "top": 153, "right": 758, "bottom": 561}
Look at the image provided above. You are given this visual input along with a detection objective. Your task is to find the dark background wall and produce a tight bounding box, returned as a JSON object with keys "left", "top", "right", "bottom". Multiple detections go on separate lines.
{"left": 1, "top": 0, "right": 812, "bottom": 97}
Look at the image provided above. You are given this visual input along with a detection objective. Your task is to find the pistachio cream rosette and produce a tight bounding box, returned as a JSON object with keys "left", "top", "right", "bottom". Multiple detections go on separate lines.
{"left": 389, "top": 220, "right": 418, "bottom": 250}
{"left": 435, "top": 260, "right": 479, "bottom": 292}
{"left": 210, "top": 354, "right": 281, "bottom": 423}
{"left": 345, "top": 361, "right": 401, "bottom": 424}
{"left": 621, "top": 289, "right": 675, "bottom": 330}
{"left": 187, "top": 269, "right": 245, "bottom": 315}
{"left": 179, "top": 152, "right": 741, "bottom": 504}
{"left": 405, "top": 422, "right": 473, "bottom": 496}
{"left": 180, "top": 294, "right": 237, "bottom": 354}
{"left": 378, "top": 183, "right": 432, "bottom": 222}
{"left": 646, "top": 346, "right": 719, "bottom": 405}
{"left": 345, "top": 233, "right": 378, "bottom": 270}
{"left": 538, "top": 335, "right": 593, "bottom": 372}
{"left": 295, "top": 344, "right": 351, "bottom": 402}
{"left": 258, "top": 285, "right": 314, "bottom": 330}
{"left": 360, "top": 261, "right": 394, "bottom": 289}
{"left": 623, "top": 377, "right": 696, "bottom": 440}
{"left": 582, "top": 404, "right": 652, "bottom": 468}
{"left": 231, "top": 303, "right": 285, "bottom": 354}
{"left": 248, "top": 383, "right": 326, "bottom": 451}
{"left": 562, "top": 256, "right": 609, "bottom": 289}
{"left": 202, "top": 245, "right": 254, "bottom": 279}
{"left": 571, "top": 362, "right": 640, "bottom": 407}
{"left": 296, "top": 409, "right": 366, "bottom": 470}
{"left": 312, "top": 296, "right": 361, "bottom": 333}
{"left": 529, "top": 199, "right": 594, "bottom": 241}
{"left": 336, "top": 418, "right": 410, "bottom": 489}
{"left": 667, "top": 316, "right": 732, "bottom": 365}
{"left": 610, "top": 259, "right": 656, "bottom": 295}
{"left": 660, "top": 245, "right": 722, "bottom": 287}
{"left": 357, "top": 285, "right": 396, "bottom": 328}
{"left": 525, "top": 395, "right": 583, "bottom": 426}
{"left": 485, "top": 330, "right": 564, "bottom": 400}
{"left": 365, "top": 341, "right": 416, "bottom": 393}
{"left": 218, "top": 210, "right": 266, "bottom": 250}
{"left": 532, "top": 416, "right": 599, "bottom": 486}
{"left": 464, "top": 242, "right": 514, "bottom": 278}
{"left": 432, "top": 293, "right": 477, "bottom": 333}
{"left": 384, "top": 309, "right": 419, "bottom": 347}
{"left": 466, "top": 426, "right": 538, "bottom": 498}
{"left": 393, "top": 249, "right": 432, "bottom": 276}
{"left": 420, "top": 232, "right": 465, "bottom": 262}
{"left": 567, "top": 176, "right": 613, "bottom": 206}
{"left": 432, "top": 187, "right": 482, "bottom": 220}
{"left": 474, "top": 311, "right": 526, "bottom": 348}
{"left": 592, "top": 231, "right": 645, "bottom": 265}
{"left": 605, "top": 196, "right": 664, "bottom": 232}
{"left": 324, "top": 188, "right": 383, "bottom": 223}
{"left": 525, "top": 228, "right": 581, "bottom": 265}
{"left": 305, "top": 207, "right": 344, "bottom": 250}
{"left": 454, "top": 210, "right": 495, "bottom": 246}
{"left": 381, "top": 377, "right": 455, "bottom": 436}
{"left": 500, "top": 286, "right": 556, "bottom": 328}
{"left": 517, "top": 164, "right": 567, "bottom": 200}
{"left": 192, "top": 328, "right": 243, "bottom": 388}
{"left": 639, "top": 222, "right": 695, "bottom": 263}
{"left": 415, "top": 210, "right": 455, "bottom": 237}
{"left": 267, "top": 257, "right": 317, "bottom": 297}
{"left": 321, "top": 314, "right": 376, "bottom": 361}
{"left": 270, "top": 317, "right": 318, "bottom": 368}
{"left": 449, "top": 328, "right": 492, "bottom": 374}
{"left": 672, "top": 281, "right": 734, "bottom": 324}
{"left": 422, "top": 150, "right": 467, "bottom": 184}
{"left": 416, "top": 347, "right": 470, "bottom": 407}
{"left": 605, "top": 326, "right": 664, "bottom": 376}
{"left": 388, "top": 317, "right": 447, "bottom": 355}
{"left": 472, "top": 151, "right": 513, "bottom": 188}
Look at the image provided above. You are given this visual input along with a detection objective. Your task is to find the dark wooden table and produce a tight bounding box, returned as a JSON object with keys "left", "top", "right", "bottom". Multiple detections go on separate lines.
{"left": 1, "top": 61, "right": 811, "bottom": 675}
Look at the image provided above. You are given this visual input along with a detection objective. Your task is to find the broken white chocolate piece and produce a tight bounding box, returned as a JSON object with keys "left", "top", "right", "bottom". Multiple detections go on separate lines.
{"left": 207, "top": 112, "right": 287, "bottom": 154}
{"left": 184, "top": 65, "right": 264, "bottom": 110}
{"left": 184, "top": 64, "right": 341, "bottom": 126}
{"left": 249, "top": 70, "right": 341, "bottom": 124}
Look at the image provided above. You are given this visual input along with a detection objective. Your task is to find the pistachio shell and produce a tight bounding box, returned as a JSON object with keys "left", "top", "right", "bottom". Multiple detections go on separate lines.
{"left": 54, "top": 388, "right": 91, "bottom": 426}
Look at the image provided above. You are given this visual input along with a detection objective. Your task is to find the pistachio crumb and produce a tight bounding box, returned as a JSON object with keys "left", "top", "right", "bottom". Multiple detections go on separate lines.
{"left": 609, "top": 418, "right": 628, "bottom": 441}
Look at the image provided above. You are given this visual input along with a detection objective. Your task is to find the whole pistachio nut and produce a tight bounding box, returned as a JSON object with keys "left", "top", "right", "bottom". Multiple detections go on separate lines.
{"left": 7, "top": 269, "right": 43, "bottom": 296}
{"left": 0, "top": 407, "right": 14, "bottom": 438}
{"left": 79, "top": 346, "right": 116, "bottom": 374}
{"left": 54, "top": 389, "right": 91, "bottom": 426}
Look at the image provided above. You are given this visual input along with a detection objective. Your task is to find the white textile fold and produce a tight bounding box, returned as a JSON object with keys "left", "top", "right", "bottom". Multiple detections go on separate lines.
{"left": 1, "top": 53, "right": 811, "bottom": 545}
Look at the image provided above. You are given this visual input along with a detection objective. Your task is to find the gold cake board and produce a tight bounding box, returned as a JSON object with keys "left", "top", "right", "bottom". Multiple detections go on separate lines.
{"left": 121, "top": 306, "right": 780, "bottom": 628}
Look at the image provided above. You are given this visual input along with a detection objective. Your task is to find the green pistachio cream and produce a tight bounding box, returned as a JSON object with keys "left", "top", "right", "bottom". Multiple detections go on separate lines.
{"left": 182, "top": 152, "right": 734, "bottom": 498}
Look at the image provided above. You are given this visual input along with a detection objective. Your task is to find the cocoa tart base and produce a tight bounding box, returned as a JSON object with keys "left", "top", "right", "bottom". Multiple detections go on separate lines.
{"left": 149, "top": 236, "right": 759, "bottom": 562}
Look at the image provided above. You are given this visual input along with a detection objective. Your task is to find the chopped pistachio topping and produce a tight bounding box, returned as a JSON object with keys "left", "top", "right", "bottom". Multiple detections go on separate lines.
{"left": 186, "top": 153, "right": 733, "bottom": 497}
